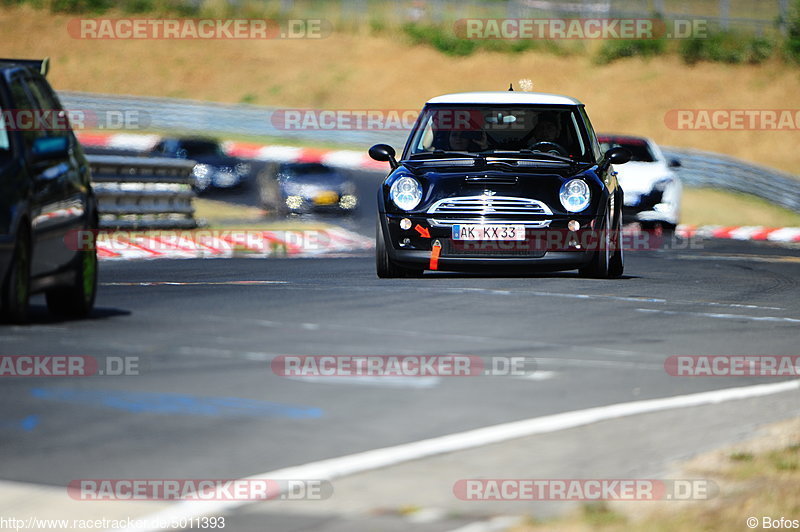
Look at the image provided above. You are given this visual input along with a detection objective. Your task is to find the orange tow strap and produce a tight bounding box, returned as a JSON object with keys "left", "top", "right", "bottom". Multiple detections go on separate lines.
{"left": 429, "top": 240, "right": 441, "bottom": 271}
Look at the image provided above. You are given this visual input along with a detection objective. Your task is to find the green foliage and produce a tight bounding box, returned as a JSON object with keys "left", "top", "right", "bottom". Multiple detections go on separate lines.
{"left": 401, "top": 23, "right": 564, "bottom": 57}
{"left": 49, "top": 0, "right": 111, "bottom": 13}
{"left": 594, "top": 37, "right": 667, "bottom": 64}
{"left": 680, "top": 30, "right": 774, "bottom": 65}
{"left": 402, "top": 23, "right": 477, "bottom": 56}
{"left": 785, "top": 0, "right": 800, "bottom": 63}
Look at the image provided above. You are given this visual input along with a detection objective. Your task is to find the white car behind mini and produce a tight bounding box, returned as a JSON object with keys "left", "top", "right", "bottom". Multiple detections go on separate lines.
{"left": 598, "top": 134, "right": 682, "bottom": 231}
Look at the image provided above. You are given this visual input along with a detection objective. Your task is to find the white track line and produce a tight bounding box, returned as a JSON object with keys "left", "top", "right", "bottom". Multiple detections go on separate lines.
{"left": 115, "top": 379, "right": 800, "bottom": 532}
{"left": 637, "top": 308, "right": 800, "bottom": 323}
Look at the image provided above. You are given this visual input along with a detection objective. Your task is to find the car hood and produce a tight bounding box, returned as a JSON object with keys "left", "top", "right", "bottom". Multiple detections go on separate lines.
{"left": 394, "top": 160, "right": 602, "bottom": 216}
{"left": 614, "top": 162, "right": 675, "bottom": 194}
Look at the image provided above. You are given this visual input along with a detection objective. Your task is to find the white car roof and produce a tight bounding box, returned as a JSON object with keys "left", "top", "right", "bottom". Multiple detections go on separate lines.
{"left": 426, "top": 91, "right": 583, "bottom": 106}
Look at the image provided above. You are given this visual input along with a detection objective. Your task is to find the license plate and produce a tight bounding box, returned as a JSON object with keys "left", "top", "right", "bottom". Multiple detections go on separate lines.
{"left": 451, "top": 224, "right": 526, "bottom": 241}
{"left": 314, "top": 191, "right": 339, "bottom": 205}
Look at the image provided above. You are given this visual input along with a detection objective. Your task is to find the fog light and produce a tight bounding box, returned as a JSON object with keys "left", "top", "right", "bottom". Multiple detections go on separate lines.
{"left": 400, "top": 218, "right": 412, "bottom": 230}
{"left": 568, "top": 220, "right": 580, "bottom": 232}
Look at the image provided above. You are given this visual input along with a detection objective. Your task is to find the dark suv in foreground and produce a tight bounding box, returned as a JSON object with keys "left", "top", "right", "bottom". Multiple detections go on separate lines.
{"left": 0, "top": 58, "right": 97, "bottom": 323}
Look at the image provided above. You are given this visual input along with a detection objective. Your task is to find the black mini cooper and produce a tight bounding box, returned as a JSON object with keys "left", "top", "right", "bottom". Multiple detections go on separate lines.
{"left": 369, "top": 91, "right": 631, "bottom": 278}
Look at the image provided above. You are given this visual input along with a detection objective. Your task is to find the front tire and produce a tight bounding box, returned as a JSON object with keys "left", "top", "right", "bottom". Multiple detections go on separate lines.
{"left": 376, "top": 219, "right": 423, "bottom": 278}
{"left": 608, "top": 212, "right": 624, "bottom": 278}
{"left": 579, "top": 209, "right": 612, "bottom": 279}
{"left": 1, "top": 231, "right": 31, "bottom": 324}
{"left": 45, "top": 231, "right": 97, "bottom": 319}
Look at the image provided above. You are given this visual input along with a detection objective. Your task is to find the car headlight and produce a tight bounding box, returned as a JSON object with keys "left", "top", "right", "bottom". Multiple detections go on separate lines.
{"left": 389, "top": 176, "right": 422, "bottom": 211}
{"left": 192, "top": 164, "right": 212, "bottom": 191}
{"left": 559, "top": 179, "right": 591, "bottom": 213}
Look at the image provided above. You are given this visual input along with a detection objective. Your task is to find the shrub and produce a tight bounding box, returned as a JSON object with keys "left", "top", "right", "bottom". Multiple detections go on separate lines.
{"left": 402, "top": 23, "right": 477, "bottom": 57}
{"left": 785, "top": 0, "right": 800, "bottom": 63}
{"left": 679, "top": 30, "right": 774, "bottom": 65}
{"left": 594, "top": 37, "right": 667, "bottom": 64}
{"left": 48, "top": 0, "right": 111, "bottom": 13}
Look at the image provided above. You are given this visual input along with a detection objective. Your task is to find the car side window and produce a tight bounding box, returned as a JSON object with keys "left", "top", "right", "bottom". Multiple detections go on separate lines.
{"left": 8, "top": 76, "right": 40, "bottom": 154}
{"left": 0, "top": 106, "right": 9, "bottom": 154}
{"left": 579, "top": 107, "right": 603, "bottom": 162}
{"left": 27, "top": 77, "right": 70, "bottom": 140}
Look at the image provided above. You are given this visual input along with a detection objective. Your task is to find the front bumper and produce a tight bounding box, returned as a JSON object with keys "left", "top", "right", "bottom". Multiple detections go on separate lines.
{"left": 380, "top": 213, "right": 599, "bottom": 271}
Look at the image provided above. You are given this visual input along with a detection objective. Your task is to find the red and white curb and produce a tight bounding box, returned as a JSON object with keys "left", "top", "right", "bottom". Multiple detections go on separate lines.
{"left": 96, "top": 227, "right": 374, "bottom": 261}
{"left": 677, "top": 225, "right": 800, "bottom": 243}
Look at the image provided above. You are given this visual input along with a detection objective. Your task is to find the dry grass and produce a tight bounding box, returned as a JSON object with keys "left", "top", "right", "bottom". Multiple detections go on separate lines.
{"left": 509, "top": 418, "right": 800, "bottom": 532}
{"left": 193, "top": 197, "right": 265, "bottom": 224}
{"left": 682, "top": 188, "right": 800, "bottom": 226}
{"left": 1, "top": 5, "right": 799, "bottom": 174}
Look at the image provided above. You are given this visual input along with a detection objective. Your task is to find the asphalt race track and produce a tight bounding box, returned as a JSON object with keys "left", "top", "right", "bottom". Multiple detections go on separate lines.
{"left": 2, "top": 169, "right": 800, "bottom": 531}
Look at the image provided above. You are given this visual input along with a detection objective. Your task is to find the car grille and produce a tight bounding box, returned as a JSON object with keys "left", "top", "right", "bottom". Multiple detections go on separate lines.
{"left": 427, "top": 195, "right": 553, "bottom": 227}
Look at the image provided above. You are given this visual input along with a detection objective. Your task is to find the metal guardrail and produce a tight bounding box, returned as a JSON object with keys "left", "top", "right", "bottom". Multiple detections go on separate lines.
{"left": 59, "top": 92, "right": 410, "bottom": 148}
{"left": 662, "top": 147, "right": 800, "bottom": 213}
{"left": 87, "top": 155, "right": 198, "bottom": 230}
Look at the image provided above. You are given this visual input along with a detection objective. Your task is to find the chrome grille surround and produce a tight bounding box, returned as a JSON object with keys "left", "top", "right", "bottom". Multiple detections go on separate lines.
{"left": 427, "top": 195, "right": 553, "bottom": 228}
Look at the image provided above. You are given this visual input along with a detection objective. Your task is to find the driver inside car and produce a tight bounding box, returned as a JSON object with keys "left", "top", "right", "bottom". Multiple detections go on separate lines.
{"left": 532, "top": 118, "right": 560, "bottom": 144}
{"left": 448, "top": 128, "right": 489, "bottom": 152}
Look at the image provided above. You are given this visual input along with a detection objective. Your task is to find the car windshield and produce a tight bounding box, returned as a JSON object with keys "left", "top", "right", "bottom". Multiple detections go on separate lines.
{"left": 598, "top": 137, "right": 656, "bottom": 162}
{"left": 405, "top": 105, "right": 590, "bottom": 161}
{"left": 282, "top": 163, "right": 334, "bottom": 176}
{"left": 180, "top": 140, "right": 224, "bottom": 157}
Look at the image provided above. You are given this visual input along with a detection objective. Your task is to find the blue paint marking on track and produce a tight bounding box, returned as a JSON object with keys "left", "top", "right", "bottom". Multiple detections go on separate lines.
{"left": 30, "top": 388, "right": 322, "bottom": 419}
{"left": 0, "top": 415, "right": 39, "bottom": 431}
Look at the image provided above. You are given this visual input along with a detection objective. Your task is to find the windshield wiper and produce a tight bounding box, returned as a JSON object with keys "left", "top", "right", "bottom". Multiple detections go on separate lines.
{"left": 432, "top": 149, "right": 480, "bottom": 158}
{"left": 480, "top": 149, "right": 575, "bottom": 163}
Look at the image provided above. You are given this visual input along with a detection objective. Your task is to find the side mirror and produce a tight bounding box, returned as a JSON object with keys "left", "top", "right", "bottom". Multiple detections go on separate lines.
{"left": 668, "top": 158, "right": 681, "bottom": 168}
{"left": 369, "top": 144, "right": 398, "bottom": 170}
{"left": 605, "top": 147, "right": 631, "bottom": 165}
{"left": 32, "top": 136, "right": 69, "bottom": 162}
